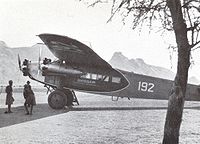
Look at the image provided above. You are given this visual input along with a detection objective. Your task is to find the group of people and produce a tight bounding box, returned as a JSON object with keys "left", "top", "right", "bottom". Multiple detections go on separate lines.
{"left": 4, "top": 80, "right": 36, "bottom": 115}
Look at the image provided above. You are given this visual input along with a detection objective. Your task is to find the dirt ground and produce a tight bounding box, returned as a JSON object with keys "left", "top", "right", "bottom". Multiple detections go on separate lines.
{"left": 1, "top": 91, "right": 200, "bottom": 144}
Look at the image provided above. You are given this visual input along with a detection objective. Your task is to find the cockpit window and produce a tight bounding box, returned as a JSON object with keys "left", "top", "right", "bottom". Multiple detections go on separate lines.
{"left": 112, "top": 77, "right": 121, "bottom": 83}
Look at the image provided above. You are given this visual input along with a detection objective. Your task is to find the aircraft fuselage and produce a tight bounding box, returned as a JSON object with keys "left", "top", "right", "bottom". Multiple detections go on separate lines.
{"left": 105, "top": 70, "right": 200, "bottom": 101}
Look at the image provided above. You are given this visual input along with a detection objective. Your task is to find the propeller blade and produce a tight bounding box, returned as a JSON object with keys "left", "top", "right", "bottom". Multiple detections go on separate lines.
{"left": 37, "top": 46, "right": 42, "bottom": 77}
{"left": 38, "top": 46, "right": 42, "bottom": 70}
{"left": 18, "top": 54, "right": 22, "bottom": 71}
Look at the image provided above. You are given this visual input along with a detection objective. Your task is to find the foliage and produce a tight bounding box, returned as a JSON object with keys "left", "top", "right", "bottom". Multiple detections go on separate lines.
{"left": 80, "top": 1, "right": 200, "bottom": 143}
{"left": 82, "top": 0, "right": 200, "bottom": 50}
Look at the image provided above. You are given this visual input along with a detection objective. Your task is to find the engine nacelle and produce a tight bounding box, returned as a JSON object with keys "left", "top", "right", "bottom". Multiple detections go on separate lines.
{"left": 41, "top": 63, "right": 83, "bottom": 76}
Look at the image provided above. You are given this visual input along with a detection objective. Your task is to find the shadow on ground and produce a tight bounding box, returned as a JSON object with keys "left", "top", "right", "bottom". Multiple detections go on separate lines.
{"left": 0, "top": 104, "right": 69, "bottom": 128}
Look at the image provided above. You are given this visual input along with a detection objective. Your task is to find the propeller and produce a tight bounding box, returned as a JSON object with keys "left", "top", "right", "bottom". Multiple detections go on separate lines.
{"left": 37, "top": 45, "right": 42, "bottom": 76}
{"left": 18, "top": 54, "right": 22, "bottom": 71}
{"left": 38, "top": 46, "right": 42, "bottom": 70}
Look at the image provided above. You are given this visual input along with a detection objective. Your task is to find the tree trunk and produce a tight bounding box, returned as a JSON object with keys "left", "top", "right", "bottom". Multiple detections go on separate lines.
{"left": 162, "top": 0, "right": 190, "bottom": 144}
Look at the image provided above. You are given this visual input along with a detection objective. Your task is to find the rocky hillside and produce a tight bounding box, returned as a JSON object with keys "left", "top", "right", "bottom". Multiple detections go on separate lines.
{"left": 109, "top": 52, "right": 199, "bottom": 84}
{"left": 0, "top": 41, "right": 54, "bottom": 85}
{"left": 0, "top": 41, "right": 199, "bottom": 85}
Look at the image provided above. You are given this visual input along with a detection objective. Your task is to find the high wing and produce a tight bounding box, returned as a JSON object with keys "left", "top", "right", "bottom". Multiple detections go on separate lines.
{"left": 38, "top": 33, "right": 112, "bottom": 69}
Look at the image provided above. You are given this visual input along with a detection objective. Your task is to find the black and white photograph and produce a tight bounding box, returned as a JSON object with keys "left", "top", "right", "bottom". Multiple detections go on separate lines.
{"left": 0, "top": 0, "right": 200, "bottom": 143}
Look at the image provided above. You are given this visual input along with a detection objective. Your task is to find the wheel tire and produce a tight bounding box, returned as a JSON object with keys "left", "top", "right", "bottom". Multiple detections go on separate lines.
{"left": 48, "top": 90, "right": 67, "bottom": 109}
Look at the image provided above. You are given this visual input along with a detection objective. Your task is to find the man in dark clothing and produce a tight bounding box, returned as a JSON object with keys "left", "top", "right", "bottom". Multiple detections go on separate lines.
{"left": 5, "top": 80, "right": 14, "bottom": 113}
{"left": 23, "top": 81, "right": 36, "bottom": 115}
{"left": 26, "top": 81, "right": 31, "bottom": 89}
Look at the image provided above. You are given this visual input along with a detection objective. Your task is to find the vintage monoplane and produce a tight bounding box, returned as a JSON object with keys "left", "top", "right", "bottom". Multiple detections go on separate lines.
{"left": 18, "top": 33, "right": 129, "bottom": 109}
{"left": 18, "top": 33, "right": 200, "bottom": 110}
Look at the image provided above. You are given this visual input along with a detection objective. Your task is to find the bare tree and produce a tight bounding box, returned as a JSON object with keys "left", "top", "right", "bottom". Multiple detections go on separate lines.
{"left": 81, "top": 0, "right": 200, "bottom": 143}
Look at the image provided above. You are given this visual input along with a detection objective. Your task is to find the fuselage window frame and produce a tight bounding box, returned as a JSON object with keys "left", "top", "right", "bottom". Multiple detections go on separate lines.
{"left": 81, "top": 73, "right": 110, "bottom": 83}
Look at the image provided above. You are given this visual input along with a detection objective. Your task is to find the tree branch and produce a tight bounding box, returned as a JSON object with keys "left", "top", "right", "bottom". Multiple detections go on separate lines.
{"left": 191, "top": 40, "right": 200, "bottom": 49}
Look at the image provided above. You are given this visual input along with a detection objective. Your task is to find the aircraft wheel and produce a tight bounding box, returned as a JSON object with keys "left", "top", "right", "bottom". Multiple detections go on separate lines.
{"left": 48, "top": 90, "right": 67, "bottom": 109}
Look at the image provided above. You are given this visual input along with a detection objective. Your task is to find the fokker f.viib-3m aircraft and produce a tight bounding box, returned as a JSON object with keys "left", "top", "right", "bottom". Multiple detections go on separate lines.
{"left": 18, "top": 33, "right": 200, "bottom": 109}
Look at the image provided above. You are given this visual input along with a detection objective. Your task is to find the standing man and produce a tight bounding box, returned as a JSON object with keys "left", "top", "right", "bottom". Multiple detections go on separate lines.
{"left": 5, "top": 80, "right": 14, "bottom": 113}
{"left": 26, "top": 81, "right": 31, "bottom": 90}
{"left": 23, "top": 81, "right": 36, "bottom": 115}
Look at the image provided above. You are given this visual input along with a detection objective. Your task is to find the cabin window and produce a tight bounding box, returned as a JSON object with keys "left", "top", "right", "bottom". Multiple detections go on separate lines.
{"left": 103, "top": 76, "right": 109, "bottom": 82}
{"left": 91, "top": 74, "right": 97, "bottom": 80}
{"left": 97, "top": 74, "right": 103, "bottom": 80}
{"left": 86, "top": 73, "right": 91, "bottom": 79}
{"left": 81, "top": 73, "right": 110, "bottom": 82}
{"left": 81, "top": 73, "right": 91, "bottom": 79}
{"left": 112, "top": 77, "right": 121, "bottom": 83}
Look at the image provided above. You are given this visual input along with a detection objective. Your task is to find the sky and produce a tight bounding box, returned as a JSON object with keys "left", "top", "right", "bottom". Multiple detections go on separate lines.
{"left": 0, "top": 0, "right": 200, "bottom": 80}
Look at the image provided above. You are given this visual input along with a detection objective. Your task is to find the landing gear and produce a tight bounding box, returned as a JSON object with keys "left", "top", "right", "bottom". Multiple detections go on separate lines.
{"left": 63, "top": 89, "right": 73, "bottom": 107}
{"left": 48, "top": 90, "right": 67, "bottom": 109}
{"left": 48, "top": 89, "right": 79, "bottom": 109}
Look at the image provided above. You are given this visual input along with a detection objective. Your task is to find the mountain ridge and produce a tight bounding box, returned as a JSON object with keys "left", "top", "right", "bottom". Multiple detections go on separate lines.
{"left": 0, "top": 41, "right": 199, "bottom": 85}
{"left": 108, "top": 52, "right": 199, "bottom": 84}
